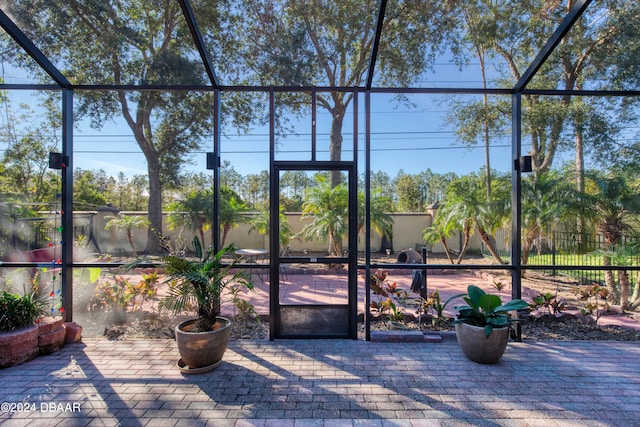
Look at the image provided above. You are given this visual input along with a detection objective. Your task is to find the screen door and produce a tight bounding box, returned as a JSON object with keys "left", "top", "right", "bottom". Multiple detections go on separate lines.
{"left": 269, "top": 163, "right": 358, "bottom": 339}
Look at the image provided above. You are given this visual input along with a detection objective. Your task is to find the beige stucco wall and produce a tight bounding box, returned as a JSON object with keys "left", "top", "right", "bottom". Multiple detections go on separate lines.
{"left": 67, "top": 212, "right": 490, "bottom": 255}
{"left": 27, "top": 210, "right": 488, "bottom": 258}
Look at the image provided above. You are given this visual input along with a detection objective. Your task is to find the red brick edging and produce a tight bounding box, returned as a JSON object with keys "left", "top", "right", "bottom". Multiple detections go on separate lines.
{"left": 0, "top": 319, "right": 82, "bottom": 368}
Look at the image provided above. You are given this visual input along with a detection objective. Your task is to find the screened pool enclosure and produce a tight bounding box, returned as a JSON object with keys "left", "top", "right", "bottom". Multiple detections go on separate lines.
{"left": 0, "top": 1, "right": 639, "bottom": 340}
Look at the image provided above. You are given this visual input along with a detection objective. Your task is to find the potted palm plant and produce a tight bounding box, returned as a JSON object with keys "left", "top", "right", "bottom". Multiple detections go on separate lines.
{"left": 135, "top": 237, "right": 253, "bottom": 373}
{"left": 453, "top": 285, "right": 529, "bottom": 364}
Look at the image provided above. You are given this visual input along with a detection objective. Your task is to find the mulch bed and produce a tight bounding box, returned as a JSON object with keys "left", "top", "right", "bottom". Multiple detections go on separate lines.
{"left": 89, "top": 252, "right": 640, "bottom": 341}
{"left": 100, "top": 312, "right": 640, "bottom": 341}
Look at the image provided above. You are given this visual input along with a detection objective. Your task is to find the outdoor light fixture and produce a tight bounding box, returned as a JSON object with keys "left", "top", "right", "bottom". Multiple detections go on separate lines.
{"left": 518, "top": 155, "right": 533, "bottom": 173}
{"left": 48, "top": 152, "right": 68, "bottom": 170}
{"left": 206, "top": 152, "right": 218, "bottom": 170}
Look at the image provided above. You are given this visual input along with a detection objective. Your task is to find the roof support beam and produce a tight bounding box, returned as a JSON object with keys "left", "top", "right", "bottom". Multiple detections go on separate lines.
{"left": 178, "top": 0, "right": 220, "bottom": 88}
{"left": 515, "top": 0, "right": 593, "bottom": 92}
{"left": 366, "top": 0, "right": 387, "bottom": 90}
{"left": 0, "top": 9, "right": 70, "bottom": 88}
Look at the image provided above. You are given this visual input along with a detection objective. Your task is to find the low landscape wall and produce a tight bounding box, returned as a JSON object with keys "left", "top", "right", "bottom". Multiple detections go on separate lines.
{"left": 12, "top": 210, "right": 489, "bottom": 258}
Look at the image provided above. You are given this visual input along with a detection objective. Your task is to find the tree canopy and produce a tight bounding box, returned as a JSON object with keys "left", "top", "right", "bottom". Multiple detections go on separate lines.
{"left": 228, "top": 0, "right": 456, "bottom": 187}
{"left": 0, "top": 0, "right": 245, "bottom": 253}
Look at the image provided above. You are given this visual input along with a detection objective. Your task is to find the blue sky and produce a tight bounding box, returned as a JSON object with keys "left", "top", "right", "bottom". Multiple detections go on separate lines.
{"left": 0, "top": 88, "right": 515, "bottom": 181}
{"left": 220, "top": 92, "right": 513, "bottom": 178}
{"left": 0, "top": 56, "right": 518, "bottom": 182}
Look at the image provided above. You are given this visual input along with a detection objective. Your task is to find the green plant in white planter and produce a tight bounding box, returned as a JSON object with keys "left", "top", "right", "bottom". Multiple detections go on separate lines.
{"left": 453, "top": 285, "right": 529, "bottom": 364}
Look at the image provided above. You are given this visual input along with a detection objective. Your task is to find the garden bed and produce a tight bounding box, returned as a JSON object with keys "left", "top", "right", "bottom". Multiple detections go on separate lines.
{"left": 100, "top": 311, "right": 640, "bottom": 341}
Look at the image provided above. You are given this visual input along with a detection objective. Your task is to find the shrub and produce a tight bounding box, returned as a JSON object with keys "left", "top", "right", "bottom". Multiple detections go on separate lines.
{"left": 573, "top": 284, "right": 609, "bottom": 327}
{"left": 0, "top": 291, "right": 47, "bottom": 332}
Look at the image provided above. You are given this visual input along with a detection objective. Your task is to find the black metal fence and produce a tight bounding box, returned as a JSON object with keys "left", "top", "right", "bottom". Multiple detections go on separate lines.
{"left": 13, "top": 218, "right": 87, "bottom": 250}
{"left": 482, "top": 230, "right": 640, "bottom": 285}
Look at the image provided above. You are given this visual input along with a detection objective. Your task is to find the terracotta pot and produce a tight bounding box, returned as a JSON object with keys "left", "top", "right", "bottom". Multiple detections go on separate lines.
{"left": 454, "top": 322, "right": 510, "bottom": 364}
{"left": 175, "top": 317, "right": 231, "bottom": 372}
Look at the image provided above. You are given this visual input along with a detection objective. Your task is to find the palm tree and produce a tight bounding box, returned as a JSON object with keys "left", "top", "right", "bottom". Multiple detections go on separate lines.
{"left": 423, "top": 201, "right": 472, "bottom": 265}
{"left": 104, "top": 214, "right": 150, "bottom": 257}
{"left": 132, "top": 237, "right": 253, "bottom": 332}
{"left": 166, "top": 189, "right": 213, "bottom": 246}
{"left": 440, "top": 173, "right": 510, "bottom": 264}
{"left": 605, "top": 244, "right": 640, "bottom": 310}
{"left": 520, "top": 172, "right": 576, "bottom": 265}
{"left": 248, "top": 208, "right": 294, "bottom": 251}
{"left": 584, "top": 173, "right": 640, "bottom": 306}
{"left": 301, "top": 176, "right": 348, "bottom": 256}
{"left": 219, "top": 187, "right": 249, "bottom": 248}
{"left": 422, "top": 211, "right": 456, "bottom": 264}
{"left": 357, "top": 189, "right": 394, "bottom": 244}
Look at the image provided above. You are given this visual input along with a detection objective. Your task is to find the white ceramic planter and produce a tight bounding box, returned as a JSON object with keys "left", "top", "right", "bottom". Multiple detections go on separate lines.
{"left": 455, "top": 322, "right": 510, "bottom": 364}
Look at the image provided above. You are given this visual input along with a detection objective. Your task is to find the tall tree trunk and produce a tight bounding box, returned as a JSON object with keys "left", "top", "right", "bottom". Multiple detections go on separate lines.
{"left": 145, "top": 156, "right": 164, "bottom": 255}
{"left": 482, "top": 92, "right": 491, "bottom": 201}
{"left": 522, "top": 235, "right": 534, "bottom": 266}
{"left": 574, "top": 94, "right": 585, "bottom": 246}
{"left": 618, "top": 270, "right": 629, "bottom": 309}
{"left": 441, "top": 237, "right": 455, "bottom": 264}
{"left": 328, "top": 229, "right": 342, "bottom": 257}
{"left": 221, "top": 224, "right": 230, "bottom": 248}
{"left": 378, "top": 234, "right": 393, "bottom": 254}
{"left": 329, "top": 107, "right": 346, "bottom": 255}
{"left": 602, "top": 256, "right": 618, "bottom": 304}
{"left": 329, "top": 110, "right": 345, "bottom": 188}
{"left": 479, "top": 51, "right": 491, "bottom": 201}
{"left": 117, "top": 90, "right": 163, "bottom": 255}
{"left": 462, "top": 7, "right": 491, "bottom": 200}
{"left": 476, "top": 225, "right": 506, "bottom": 264}
{"left": 631, "top": 272, "right": 640, "bottom": 309}
{"left": 454, "top": 227, "right": 471, "bottom": 265}
{"left": 575, "top": 115, "right": 584, "bottom": 193}
{"left": 126, "top": 229, "right": 137, "bottom": 257}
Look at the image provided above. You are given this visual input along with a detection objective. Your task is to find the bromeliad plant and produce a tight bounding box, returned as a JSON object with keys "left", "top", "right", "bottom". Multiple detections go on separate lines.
{"left": 424, "top": 289, "right": 465, "bottom": 325}
{"left": 453, "top": 285, "right": 529, "bottom": 337}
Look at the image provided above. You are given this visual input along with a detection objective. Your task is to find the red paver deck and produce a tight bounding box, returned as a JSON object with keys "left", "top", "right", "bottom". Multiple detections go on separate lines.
{"left": 222, "top": 269, "right": 640, "bottom": 331}
{"left": 2, "top": 269, "right": 639, "bottom": 426}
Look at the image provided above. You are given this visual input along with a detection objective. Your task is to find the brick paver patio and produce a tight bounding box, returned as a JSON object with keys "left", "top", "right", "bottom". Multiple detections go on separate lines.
{"left": 3, "top": 269, "right": 639, "bottom": 426}
{"left": 1, "top": 336, "right": 639, "bottom": 426}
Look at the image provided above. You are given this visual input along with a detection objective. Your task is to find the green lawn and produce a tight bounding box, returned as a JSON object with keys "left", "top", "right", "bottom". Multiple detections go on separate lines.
{"left": 526, "top": 253, "right": 640, "bottom": 284}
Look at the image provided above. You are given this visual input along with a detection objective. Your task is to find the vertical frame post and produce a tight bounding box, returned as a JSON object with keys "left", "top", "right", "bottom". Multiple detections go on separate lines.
{"left": 364, "top": 90, "right": 371, "bottom": 341}
{"left": 511, "top": 93, "right": 523, "bottom": 341}
{"left": 311, "top": 89, "right": 317, "bottom": 162}
{"left": 212, "top": 90, "right": 221, "bottom": 253}
{"left": 268, "top": 88, "right": 278, "bottom": 340}
{"left": 61, "top": 89, "right": 73, "bottom": 322}
{"left": 349, "top": 88, "right": 358, "bottom": 339}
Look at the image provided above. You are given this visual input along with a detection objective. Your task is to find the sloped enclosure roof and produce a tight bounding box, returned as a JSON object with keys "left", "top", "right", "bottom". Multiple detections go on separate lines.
{"left": 0, "top": 0, "right": 637, "bottom": 94}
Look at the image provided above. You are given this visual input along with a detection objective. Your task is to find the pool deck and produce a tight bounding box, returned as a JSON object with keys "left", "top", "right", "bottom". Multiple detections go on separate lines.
{"left": 2, "top": 270, "right": 640, "bottom": 426}
{"left": 1, "top": 337, "right": 639, "bottom": 426}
